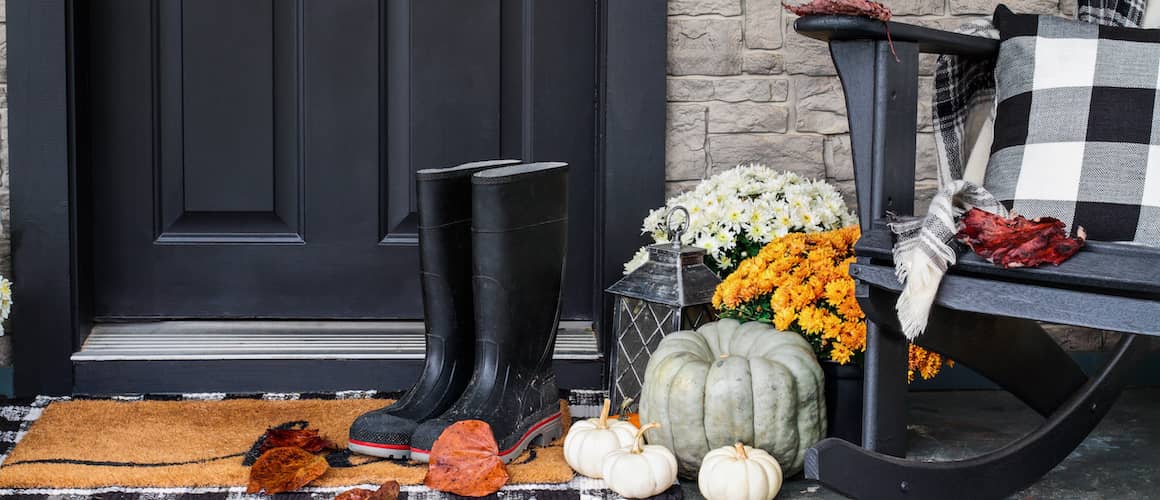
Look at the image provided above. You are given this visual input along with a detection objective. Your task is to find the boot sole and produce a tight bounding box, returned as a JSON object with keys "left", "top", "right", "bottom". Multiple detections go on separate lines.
{"left": 409, "top": 411, "right": 563, "bottom": 464}
{"left": 347, "top": 440, "right": 412, "bottom": 460}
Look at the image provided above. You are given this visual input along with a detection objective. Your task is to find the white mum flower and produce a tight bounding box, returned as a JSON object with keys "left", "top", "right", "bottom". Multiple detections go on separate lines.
{"left": 623, "top": 247, "right": 650, "bottom": 275}
{"left": 626, "top": 162, "right": 854, "bottom": 273}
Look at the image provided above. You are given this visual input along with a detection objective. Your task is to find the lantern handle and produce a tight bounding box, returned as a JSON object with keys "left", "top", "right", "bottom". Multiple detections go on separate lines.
{"left": 666, "top": 206, "right": 690, "bottom": 247}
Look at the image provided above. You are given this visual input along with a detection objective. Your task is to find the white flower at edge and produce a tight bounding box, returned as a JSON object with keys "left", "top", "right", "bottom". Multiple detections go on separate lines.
{"left": 623, "top": 248, "right": 650, "bottom": 275}
{"left": 0, "top": 277, "right": 13, "bottom": 336}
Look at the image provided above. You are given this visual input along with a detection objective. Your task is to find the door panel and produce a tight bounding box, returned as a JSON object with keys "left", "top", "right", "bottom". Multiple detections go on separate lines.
{"left": 383, "top": 0, "right": 503, "bottom": 238}
{"left": 86, "top": 0, "right": 596, "bottom": 320}
{"left": 157, "top": 0, "right": 301, "bottom": 241}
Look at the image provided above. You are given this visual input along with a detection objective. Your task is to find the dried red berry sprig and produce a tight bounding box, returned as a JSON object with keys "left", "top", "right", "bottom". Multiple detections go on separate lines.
{"left": 955, "top": 208, "right": 1085, "bottom": 269}
{"left": 782, "top": 0, "right": 898, "bottom": 60}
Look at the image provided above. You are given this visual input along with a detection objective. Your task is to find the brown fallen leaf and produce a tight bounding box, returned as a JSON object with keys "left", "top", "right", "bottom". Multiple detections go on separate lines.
{"left": 335, "top": 480, "right": 401, "bottom": 500}
{"left": 259, "top": 427, "right": 336, "bottom": 454}
{"left": 955, "top": 208, "right": 1085, "bottom": 269}
{"left": 246, "top": 446, "right": 330, "bottom": 495}
{"left": 423, "top": 420, "right": 509, "bottom": 497}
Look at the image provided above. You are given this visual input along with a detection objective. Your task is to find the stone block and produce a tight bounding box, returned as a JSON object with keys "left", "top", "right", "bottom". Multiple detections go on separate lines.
{"left": 824, "top": 134, "right": 853, "bottom": 181}
{"left": 0, "top": 25, "right": 7, "bottom": 85}
{"left": 744, "top": 0, "right": 782, "bottom": 49}
{"left": 708, "top": 133, "right": 826, "bottom": 178}
{"left": 668, "top": 18, "right": 744, "bottom": 76}
{"left": 667, "top": 78, "right": 716, "bottom": 101}
{"left": 782, "top": 15, "right": 836, "bottom": 76}
{"left": 713, "top": 78, "right": 774, "bottom": 101}
{"left": 770, "top": 79, "right": 789, "bottom": 101}
{"left": 669, "top": 0, "right": 743, "bottom": 16}
{"left": 916, "top": 132, "right": 938, "bottom": 181}
{"left": 918, "top": 76, "right": 934, "bottom": 132}
{"left": 883, "top": 0, "right": 945, "bottom": 15}
{"left": 742, "top": 50, "right": 785, "bottom": 74}
{"left": 920, "top": 53, "right": 939, "bottom": 77}
{"left": 667, "top": 104, "right": 708, "bottom": 180}
{"left": 794, "top": 76, "right": 848, "bottom": 134}
{"left": 668, "top": 77, "right": 787, "bottom": 102}
{"left": 707, "top": 102, "right": 789, "bottom": 133}
{"left": 949, "top": 0, "right": 1058, "bottom": 14}
{"left": 910, "top": 16, "right": 994, "bottom": 33}
{"left": 665, "top": 180, "right": 701, "bottom": 198}
{"left": 914, "top": 179, "right": 939, "bottom": 216}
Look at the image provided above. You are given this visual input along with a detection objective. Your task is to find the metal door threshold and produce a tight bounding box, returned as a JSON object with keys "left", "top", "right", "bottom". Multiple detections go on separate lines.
{"left": 73, "top": 320, "right": 601, "bottom": 361}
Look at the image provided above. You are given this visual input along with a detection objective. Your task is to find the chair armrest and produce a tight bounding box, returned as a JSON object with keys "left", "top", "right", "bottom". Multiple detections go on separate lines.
{"left": 794, "top": 15, "right": 998, "bottom": 57}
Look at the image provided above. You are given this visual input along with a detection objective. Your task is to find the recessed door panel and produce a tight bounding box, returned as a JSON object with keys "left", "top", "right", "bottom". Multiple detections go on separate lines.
{"left": 86, "top": 0, "right": 596, "bottom": 320}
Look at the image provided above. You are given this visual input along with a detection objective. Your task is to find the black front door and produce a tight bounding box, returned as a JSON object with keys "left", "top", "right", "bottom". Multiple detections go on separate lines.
{"left": 84, "top": 0, "right": 596, "bottom": 320}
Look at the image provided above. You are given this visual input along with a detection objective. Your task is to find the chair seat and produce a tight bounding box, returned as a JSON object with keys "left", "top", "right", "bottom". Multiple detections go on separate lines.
{"left": 856, "top": 225, "right": 1160, "bottom": 298}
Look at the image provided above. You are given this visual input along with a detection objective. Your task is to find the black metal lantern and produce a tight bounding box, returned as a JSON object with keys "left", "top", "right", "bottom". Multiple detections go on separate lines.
{"left": 605, "top": 207, "right": 722, "bottom": 410}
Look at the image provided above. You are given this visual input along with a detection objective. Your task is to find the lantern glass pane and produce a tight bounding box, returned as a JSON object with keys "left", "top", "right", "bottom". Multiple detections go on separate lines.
{"left": 680, "top": 304, "right": 716, "bottom": 331}
{"left": 612, "top": 297, "right": 676, "bottom": 410}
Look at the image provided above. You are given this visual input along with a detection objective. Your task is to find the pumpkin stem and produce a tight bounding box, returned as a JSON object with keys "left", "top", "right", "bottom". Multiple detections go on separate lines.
{"left": 633, "top": 422, "right": 661, "bottom": 454}
{"left": 734, "top": 442, "right": 749, "bottom": 459}
{"left": 598, "top": 398, "right": 611, "bottom": 429}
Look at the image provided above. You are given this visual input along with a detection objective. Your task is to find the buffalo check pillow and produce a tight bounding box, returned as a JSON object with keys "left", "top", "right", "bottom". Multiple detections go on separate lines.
{"left": 985, "top": 4, "right": 1160, "bottom": 245}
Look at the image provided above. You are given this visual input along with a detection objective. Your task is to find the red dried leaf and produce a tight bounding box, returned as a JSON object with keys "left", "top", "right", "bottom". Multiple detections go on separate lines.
{"left": 259, "top": 427, "right": 336, "bottom": 454}
{"left": 335, "top": 481, "right": 400, "bottom": 500}
{"left": 423, "top": 420, "right": 510, "bottom": 497}
{"left": 955, "top": 208, "right": 1085, "bottom": 268}
{"left": 246, "top": 447, "right": 330, "bottom": 495}
{"left": 782, "top": 0, "right": 892, "bottom": 21}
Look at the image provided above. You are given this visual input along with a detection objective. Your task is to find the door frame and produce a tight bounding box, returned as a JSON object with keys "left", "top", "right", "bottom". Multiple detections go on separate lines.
{"left": 8, "top": 0, "right": 667, "bottom": 396}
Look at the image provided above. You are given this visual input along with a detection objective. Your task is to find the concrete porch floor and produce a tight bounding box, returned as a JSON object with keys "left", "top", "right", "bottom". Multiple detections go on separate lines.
{"left": 680, "top": 388, "right": 1160, "bottom": 499}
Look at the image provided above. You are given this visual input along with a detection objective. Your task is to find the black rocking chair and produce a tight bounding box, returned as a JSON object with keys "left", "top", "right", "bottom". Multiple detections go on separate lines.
{"left": 793, "top": 15, "right": 1158, "bottom": 500}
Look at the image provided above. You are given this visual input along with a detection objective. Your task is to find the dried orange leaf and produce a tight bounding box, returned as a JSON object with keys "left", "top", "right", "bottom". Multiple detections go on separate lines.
{"left": 246, "top": 446, "right": 329, "bottom": 494}
{"left": 259, "top": 427, "right": 336, "bottom": 453}
{"left": 423, "top": 420, "right": 509, "bottom": 497}
{"left": 335, "top": 481, "right": 401, "bottom": 500}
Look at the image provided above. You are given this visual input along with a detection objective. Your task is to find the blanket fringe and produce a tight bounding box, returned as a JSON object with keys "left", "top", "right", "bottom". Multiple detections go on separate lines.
{"left": 894, "top": 254, "right": 944, "bottom": 339}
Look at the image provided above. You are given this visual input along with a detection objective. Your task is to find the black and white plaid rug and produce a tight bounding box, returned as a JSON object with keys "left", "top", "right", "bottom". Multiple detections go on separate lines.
{"left": 0, "top": 390, "right": 682, "bottom": 500}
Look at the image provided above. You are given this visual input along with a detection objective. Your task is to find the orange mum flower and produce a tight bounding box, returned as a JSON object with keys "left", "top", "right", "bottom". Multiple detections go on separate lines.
{"left": 714, "top": 225, "right": 951, "bottom": 381}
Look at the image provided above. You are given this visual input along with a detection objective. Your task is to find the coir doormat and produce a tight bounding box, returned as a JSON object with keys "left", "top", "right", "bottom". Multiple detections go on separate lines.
{"left": 0, "top": 393, "right": 579, "bottom": 491}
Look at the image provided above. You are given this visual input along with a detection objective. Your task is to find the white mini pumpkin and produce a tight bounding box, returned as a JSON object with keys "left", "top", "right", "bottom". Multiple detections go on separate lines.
{"left": 563, "top": 398, "right": 639, "bottom": 478}
{"left": 698, "top": 442, "right": 783, "bottom": 500}
{"left": 602, "top": 423, "right": 678, "bottom": 499}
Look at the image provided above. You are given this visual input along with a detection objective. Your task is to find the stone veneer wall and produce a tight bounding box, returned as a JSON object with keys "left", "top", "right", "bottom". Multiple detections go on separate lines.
{"left": 0, "top": 0, "right": 10, "bottom": 366}
{"left": 663, "top": 0, "right": 1152, "bottom": 353}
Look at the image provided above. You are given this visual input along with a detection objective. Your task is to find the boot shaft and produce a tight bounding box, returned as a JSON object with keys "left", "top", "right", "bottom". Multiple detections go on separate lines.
{"left": 470, "top": 162, "right": 569, "bottom": 373}
{"left": 415, "top": 159, "right": 521, "bottom": 343}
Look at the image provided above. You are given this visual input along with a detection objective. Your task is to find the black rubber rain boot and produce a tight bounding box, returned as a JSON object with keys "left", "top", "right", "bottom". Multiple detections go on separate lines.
{"left": 348, "top": 159, "right": 522, "bottom": 459}
{"left": 409, "top": 162, "right": 569, "bottom": 464}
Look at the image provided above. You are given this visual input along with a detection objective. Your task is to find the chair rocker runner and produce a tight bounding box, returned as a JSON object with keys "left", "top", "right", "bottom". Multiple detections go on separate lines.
{"left": 792, "top": 15, "right": 1159, "bottom": 500}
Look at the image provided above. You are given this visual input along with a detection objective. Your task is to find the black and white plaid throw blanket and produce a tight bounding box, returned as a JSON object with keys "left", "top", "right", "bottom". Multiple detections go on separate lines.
{"left": 890, "top": 0, "right": 1147, "bottom": 338}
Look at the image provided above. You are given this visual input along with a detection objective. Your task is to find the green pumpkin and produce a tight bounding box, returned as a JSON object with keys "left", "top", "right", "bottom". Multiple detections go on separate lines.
{"left": 640, "top": 319, "right": 826, "bottom": 478}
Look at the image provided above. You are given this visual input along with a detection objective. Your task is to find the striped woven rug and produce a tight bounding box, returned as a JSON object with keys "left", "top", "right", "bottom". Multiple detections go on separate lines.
{"left": 0, "top": 390, "right": 682, "bottom": 499}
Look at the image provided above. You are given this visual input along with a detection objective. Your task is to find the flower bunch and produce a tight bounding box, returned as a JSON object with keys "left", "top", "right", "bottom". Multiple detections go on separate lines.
{"left": 624, "top": 164, "right": 856, "bottom": 277}
{"left": 0, "top": 277, "right": 12, "bottom": 336}
{"left": 713, "top": 225, "right": 948, "bottom": 381}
